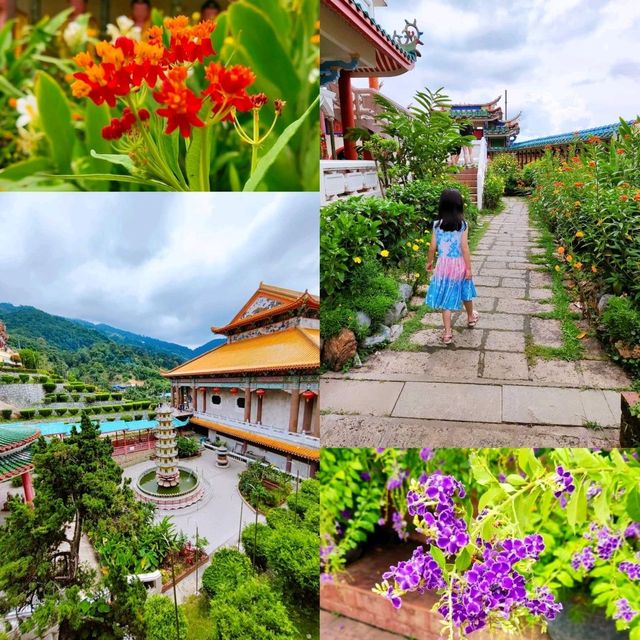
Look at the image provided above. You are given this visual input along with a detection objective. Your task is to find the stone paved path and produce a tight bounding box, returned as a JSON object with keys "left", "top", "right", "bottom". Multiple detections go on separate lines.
{"left": 321, "top": 198, "right": 632, "bottom": 447}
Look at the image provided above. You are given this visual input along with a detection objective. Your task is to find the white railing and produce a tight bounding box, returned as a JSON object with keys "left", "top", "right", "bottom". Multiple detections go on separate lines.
{"left": 321, "top": 160, "right": 381, "bottom": 203}
{"left": 476, "top": 137, "right": 488, "bottom": 210}
{"left": 193, "top": 412, "right": 320, "bottom": 449}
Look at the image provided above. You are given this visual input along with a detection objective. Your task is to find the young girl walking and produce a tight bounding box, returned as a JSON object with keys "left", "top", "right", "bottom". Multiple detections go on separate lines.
{"left": 426, "top": 188, "right": 478, "bottom": 345}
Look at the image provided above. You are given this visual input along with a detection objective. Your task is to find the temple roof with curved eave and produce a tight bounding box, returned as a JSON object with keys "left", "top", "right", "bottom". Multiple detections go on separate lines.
{"left": 163, "top": 327, "right": 320, "bottom": 378}
{"left": 510, "top": 120, "right": 634, "bottom": 150}
{"left": 212, "top": 283, "right": 319, "bottom": 335}
{"left": 0, "top": 425, "right": 40, "bottom": 481}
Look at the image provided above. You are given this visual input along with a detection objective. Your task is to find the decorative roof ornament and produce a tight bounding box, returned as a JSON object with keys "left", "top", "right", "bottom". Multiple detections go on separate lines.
{"left": 392, "top": 19, "right": 423, "bottom": 60}
{"left": 320, "top": 55, "right": 360, "bottom": 86}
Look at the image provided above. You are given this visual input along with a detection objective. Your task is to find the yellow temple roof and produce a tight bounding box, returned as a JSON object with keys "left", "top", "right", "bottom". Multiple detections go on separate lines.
{"left": 190, "top": 416, "right": 319, "bottom": 461}
{"left": 163, "top": 327, "right": 320, "bottom": 377}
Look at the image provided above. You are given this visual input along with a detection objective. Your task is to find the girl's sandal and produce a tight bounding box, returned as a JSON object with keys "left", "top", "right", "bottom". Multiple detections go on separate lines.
{"left": 442, "top": 332, "right": 454, "bottom": 345}
{"left": 467, "top": 311, "right": 479, "bottom": 328}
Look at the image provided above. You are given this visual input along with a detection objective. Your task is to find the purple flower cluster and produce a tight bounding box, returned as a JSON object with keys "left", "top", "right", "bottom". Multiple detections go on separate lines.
{"left": 613, "top": 598, "right": 637, "bottom": 623}
{"left": 571, "top": 546, "right": 595, "bottom": 572}
{"left": 586, "top": 482, "right": 602, "bottom": 500}
{"left": 392, "top": 511, "right": 408, "bottom": 541}
{"left": 406, "top": 474, "right": 469, "bottom": 555}
{"left": 381, "top": 546, "right": 446, "bottom": 608}
{"left": 619, "top": 555, "right": 640, "bottom": 581}
{"left": 624, "top": 522, "right": 640, "bottom": 539}
{"left": 419, "top": 447, "right": 434, "bottom": 461}
{"left": 553, "top": 465, "right": 575, "bottom": 507}
{"left": 386, "top": 468, "right": 409, "bottom": 491}
{"left": 438, "top": 534, "right": 560, "bottom": 634}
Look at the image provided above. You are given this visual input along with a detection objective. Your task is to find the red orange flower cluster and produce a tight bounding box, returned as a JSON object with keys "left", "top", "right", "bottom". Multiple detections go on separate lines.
{"left": 102, "top": 106, "right": 150, "bottom": 140}
{"left": 70, "top": 17, "right": 262, "bottom": 138}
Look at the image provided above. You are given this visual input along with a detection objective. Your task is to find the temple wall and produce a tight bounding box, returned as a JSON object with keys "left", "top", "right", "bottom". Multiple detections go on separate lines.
{"left": 260, "top": 390, "right": 294, "bottom": 430}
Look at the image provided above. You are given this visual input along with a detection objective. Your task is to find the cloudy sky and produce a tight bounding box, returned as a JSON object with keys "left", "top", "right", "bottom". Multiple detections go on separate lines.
{"left": 0, "top": 193, "right": 319, "bottom": 348}
{"left": 362, "top": 0, "right": 640, "bottom": 141}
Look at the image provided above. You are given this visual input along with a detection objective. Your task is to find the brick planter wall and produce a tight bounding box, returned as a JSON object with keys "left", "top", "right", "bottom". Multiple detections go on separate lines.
{"left": 321, "top": 544, "right": 548, "bottom": 640}
{"left": 620, "top": 392, "right": 640, "bottom": 447}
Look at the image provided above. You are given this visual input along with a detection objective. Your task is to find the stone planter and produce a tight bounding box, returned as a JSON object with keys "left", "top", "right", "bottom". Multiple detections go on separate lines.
{"left": 216, "top": 446, "right": 229, "bottom": 468}
{"left": 261, "top": 478, "right": 280, "bottom": 491}
{"left": 620, "top": 391, "right": 640, "bottom": 447}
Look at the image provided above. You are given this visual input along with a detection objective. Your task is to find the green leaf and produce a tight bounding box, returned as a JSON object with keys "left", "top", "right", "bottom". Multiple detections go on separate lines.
{"left": 627, "top": 487, "right": 640, "bottom": 521}
{"left": 89, "top": 150, "right": 136, "bottom": 173}
{"left": 555, "top": 571, "right": 574, "bottom": 588}
{"left": 0, "top": 157, "right": 53, "bottom": 181}
{"left": 186, "top": 125, "right": 212, "bottom": 191}
{"left": 430, "top": 546, "right": 446, "bottom": 570}
{"left": 54, "top": 172, "right": 171, "bottom": 189}
{"left": 455, "top": 546, "right": 472, "bottom": 572}
{"left": 566, "top": 480, "right": 587, "bottom": 529}
{"left": 593, "top": 487, "right": 610, "bottom": 523}
{"left": 84, "top": 102, "right": 112, "bottom": 176}
{"left": 35, "top": 71, "right": 74, "bottom": 173}
{"left": 242, "top": 94, "right": 319, "bottom": 192}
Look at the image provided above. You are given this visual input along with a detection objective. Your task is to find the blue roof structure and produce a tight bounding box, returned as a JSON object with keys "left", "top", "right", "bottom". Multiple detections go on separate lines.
{"left": 510, "top": 121, "right": 633, "bottom": 150}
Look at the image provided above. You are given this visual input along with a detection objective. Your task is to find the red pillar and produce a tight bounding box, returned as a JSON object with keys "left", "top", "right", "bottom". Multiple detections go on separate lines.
{"left": 338, "top": 70, "right": 357, "bottom": 160}
{"left": 21, "top": 471, "right": 34, "bottom": 504}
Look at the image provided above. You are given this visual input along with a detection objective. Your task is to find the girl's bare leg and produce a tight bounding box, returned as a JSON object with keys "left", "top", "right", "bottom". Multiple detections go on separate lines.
{"left": 463, "top": 299, "right": 475, "bottom": 320}
{"left": 442, "top": 310, "right": 452, "bottom": 335}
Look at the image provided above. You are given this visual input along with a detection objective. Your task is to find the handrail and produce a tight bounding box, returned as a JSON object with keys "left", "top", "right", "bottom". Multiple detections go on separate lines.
{"left": 476, "top": 136, "right": 488, "bottom": 210}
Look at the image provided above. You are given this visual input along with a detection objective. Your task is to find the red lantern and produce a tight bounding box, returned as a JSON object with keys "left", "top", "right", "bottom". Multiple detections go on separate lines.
{"left": 230, "top": 387, "right": 238, "bottom": 395}
{"left": 256, "top": 389, "right": 266, "bottom": 397}
{"left": 302, "top": 389, "right": 316, "bottom": 402}
{"left": 212, "top": 387, "right": 220, "bottom": 394}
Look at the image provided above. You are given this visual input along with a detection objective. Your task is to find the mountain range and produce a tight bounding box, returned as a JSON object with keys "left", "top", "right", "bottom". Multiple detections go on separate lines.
{"left": 0, "top": 303, "right": 224, "bottom": 382}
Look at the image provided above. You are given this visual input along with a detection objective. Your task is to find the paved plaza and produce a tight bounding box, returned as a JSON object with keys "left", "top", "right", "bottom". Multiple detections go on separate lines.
{"left": 322, "top": 198, "right": 631, "bottom": 447}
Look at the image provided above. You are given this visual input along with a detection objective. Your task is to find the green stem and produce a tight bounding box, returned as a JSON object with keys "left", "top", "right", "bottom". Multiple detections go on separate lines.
{"left": 199, "top": 121, "right": 211, "bottom": 192}
{"left": 250, "top": 108, "right": 260, "bottom": 175}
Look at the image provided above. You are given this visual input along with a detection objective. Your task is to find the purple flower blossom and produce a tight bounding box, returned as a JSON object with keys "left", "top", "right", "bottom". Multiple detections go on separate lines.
{"left": 613, "top": 598, "right": 637, "bottom": 623}
{"left": 498, "top": 473, "right": 507, "bottom": 483}
{"left": 554, "top": 466, "right": 575, "bottom": 507}
{"left": 571, "top": 546, "right": 595, "bottom": 572}
{"left": 419, "top": 447, "right": 434, "bottom": 461}
{"left": 360, "top": 471, "right": 371, "bottom": 481}
{"left": 624, "top": 522, "right": 640, "bottom": 539}
{"left": 387, "top": 476, "right": 403, "bottom": 490}
{"left": 619, "top": 559, "right": 640, "bottom": 581}
{"left": 392, "top": 511, "right": 408, "bottom": 541}
{"left": 586, "top": 482, "right": 602, "bottom": 500}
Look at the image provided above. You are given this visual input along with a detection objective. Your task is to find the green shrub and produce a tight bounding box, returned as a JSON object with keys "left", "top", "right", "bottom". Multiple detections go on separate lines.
{"left": 488, "top": 153, "right": 523, "bottom": 195}
{"left": 55, "top": 408, "right": 67, "bottom": 417}
{"left": 241, "top": 523, "right": 271, "bottom": 569}
{"left": 303, "top": 503, "right": 320, "bottom": 531}
{"left": 134, "top": 413, "right": 143, "bottom": 420}
{"left": 18, "top": 374, "right": 29, "bottom": 383}
{"left": 265, "top": 508, "right": 299, "bottom": 530}
{"left": 42, "top": 382, "right": 57, "bottom": 393}
{"left": 122, "top": 415, "right": 133, "bottom": 422}
{"left": 177, "top": 436, "right": 199, "bottom": 458}
{"left": 71, "top": 393, "right": 80, "bottom": 402}
{"left": 111, "top": 392, "right": 123, "bottom": 400}
{"left": 85, "top": 385, "right": 96, "bottom": 392}
{"left": 1, "top": 409, "right": 12, "bottom": 420}
{"left": 84, "top": 395, "right": 96, "bottom": 403}
{"left": 483, "top": 171, "right": 505, "bottom": 210}
{"left": 264, "top": 524, "right": 319, "bottom": 599}
{"left": 144, "top": 594, "right": 187, "bottom": 640}
{"left": 38, "top": 409, "right": 52, "bottom": 418}
{"left": 210, "top": 577, "right": 297, "bottom": 640}
{"left": 19, "top": 409, "right": 35, "bottom": 419}
{"left": 148, "top": 412, "right": 157, "bottom": 420}
{"left": 43, "top": 395, "right": 53, "bottom": 404}
{"left": 102, "top": 405, "right": 113, "bottom": 413}
{"left": 601, "top": 296, "right": 640, "bottom": 375}
{"left": 106, "top": 416, "right": 116, "bottom": 421}
{"left": 0, "top": 374, "right": 14, "bottom": 384}
{"left": 56, "top": 393, "right": 68, "bottom": 402}
{"left": 201, "top": 548, "right": 254, "bottom": 598}
{"left": 68, "top": 407, "right": 79, "bottom": 416}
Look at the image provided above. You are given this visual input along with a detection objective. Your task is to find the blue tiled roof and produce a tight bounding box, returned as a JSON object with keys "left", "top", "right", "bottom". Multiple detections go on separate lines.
{"left": 510, "top": 121, "right": 633, "bottom": 150}
{"left": 347, "top": 0, "right": 413, "bottom": 62}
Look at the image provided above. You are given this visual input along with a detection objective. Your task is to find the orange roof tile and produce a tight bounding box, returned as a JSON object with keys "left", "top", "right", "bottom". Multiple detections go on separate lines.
{"left": 190, "top": 416, "right": 319, "bottom": 460}
{"left": 163, "top": 327, "right": 320, "bottom": 377}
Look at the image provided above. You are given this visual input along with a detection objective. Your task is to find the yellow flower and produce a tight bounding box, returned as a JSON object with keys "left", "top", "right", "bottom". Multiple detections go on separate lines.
{"left": 557, "top": 246, "right": 565, "bottom": 254}
{"left": 406, "top": 242, "right": 412, "bottom": 247}
{"left": 574, "top": 262, "right": 583, "bottom": 270}
{"left": 591, "top": 265, "right": 597, "bottom": 273}
{"left": 412, "top": 244, "right": 419, "bottom": 251}
{"left": 414, "top": 272, "right": 420, "bottom": 279}
{"left": 353, "top": 256, "right": 362, "bottom": 264}
{"left": 575, "top": 231, "right": 584, "bottom": 238}
{"left": 566, "top": 255, "right": 573, "bottom": 262}
{"left": 555, "top": 265, "right": 561, "bottom": 271}
{"left": 380, "top": 249, "right": 390, "bottom": 258}
{"left": 597, "top": 219, "right": 603, "bottom": 226}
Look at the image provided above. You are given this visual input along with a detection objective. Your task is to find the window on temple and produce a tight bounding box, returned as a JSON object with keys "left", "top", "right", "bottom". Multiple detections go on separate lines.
{"left": 237, "top": 398, "right": 245, "bottom": 409}
{"left": 211, "top": 395, "right": 221, "bottom": 405}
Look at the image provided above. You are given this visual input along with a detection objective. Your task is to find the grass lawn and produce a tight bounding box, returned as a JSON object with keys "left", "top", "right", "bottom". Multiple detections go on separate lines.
{"left": 182, "top": 594, "right": 211, "bottom": 640}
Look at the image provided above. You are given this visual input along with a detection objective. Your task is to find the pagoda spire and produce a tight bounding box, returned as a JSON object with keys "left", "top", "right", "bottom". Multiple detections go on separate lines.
{"left": 155, "top": 404, "right": 179, "bottom": 488}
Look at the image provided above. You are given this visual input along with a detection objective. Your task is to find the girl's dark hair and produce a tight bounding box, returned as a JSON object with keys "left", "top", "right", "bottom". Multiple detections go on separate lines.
{"left": 437, "top": 188, "right": 464, "bottom": 231}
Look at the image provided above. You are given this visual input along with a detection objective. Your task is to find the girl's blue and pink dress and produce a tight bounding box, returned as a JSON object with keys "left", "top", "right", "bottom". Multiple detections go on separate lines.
{"left": 426, "top": 220, "right": 477, "bottom": 310}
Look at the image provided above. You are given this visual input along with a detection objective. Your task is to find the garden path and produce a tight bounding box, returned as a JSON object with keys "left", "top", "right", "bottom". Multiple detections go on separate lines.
{"left": 321, "top": 197, "right": 632, "bottom": 447}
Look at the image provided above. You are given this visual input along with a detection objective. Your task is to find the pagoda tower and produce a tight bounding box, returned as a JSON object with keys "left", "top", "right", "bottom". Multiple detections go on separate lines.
{"left": 155, "top": 404, "right": 179, "bottom": 488}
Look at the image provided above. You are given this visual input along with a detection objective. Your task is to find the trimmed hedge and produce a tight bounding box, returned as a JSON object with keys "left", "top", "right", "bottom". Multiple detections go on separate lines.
{"left": 38, "top": 409, "right": 52, "bottom": 418}
{"left": 1, "top": 409, "right": 12, "bottom": 420}
{"left": 42, "top": 383, "right": 57, "bottom": 393}
{"left": 19, "top": 409, "right": 35, "bottom": 419}
{"left": 55, "top": 408, "right": 67, "bottom": 417}
{"left": 202, "top": 548, "right": 254, "bottom": 598}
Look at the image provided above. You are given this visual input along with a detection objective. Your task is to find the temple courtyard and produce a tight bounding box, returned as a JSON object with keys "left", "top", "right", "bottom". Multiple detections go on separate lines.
{"left": 321, "top": 198, "right": 632, "bottom": 448}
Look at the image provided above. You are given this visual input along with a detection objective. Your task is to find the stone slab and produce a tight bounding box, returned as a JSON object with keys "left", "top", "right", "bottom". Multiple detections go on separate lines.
{"left": 410, "top": 329, "right": 484, "bottom": 349}
{"left": 496, "top": 299, "right": 553, "bottom": 314}
{"left": 475, "top": 286, "right": 526, "bottom": 299}
{"left": 502, "top": 386, "right": 618, "bottom": 427}
{"left": 482, "top": 352, "right": 529, "bottom": 380}
{"left": 528, "top": 288, "right": 552, "bottom": 300}
{"left": 473, "top": 276, "right": 501, "bottom": 287}
{"left": 579, "top": 360, "right": 632, "bottom": 389}
{"left": 475, "top": 297, "right": 497, "bottom": 312}
{"left": 530, "top": 318, "right": 563, "bottom": 348}
{"left": 529, "top": 360, "right": 583, "bottom": 386}
{"left": 529, "top": 272, "right": 553, "bottom": 287}
{"left": 458, "top": 312, "right": 525, "bottom": 331}
{"left": 479, "top": 269, "right": 528, "bottom": 279}
{"left": 320, "top": 379, "right": 403, "bottom": 416}
{"left": 502, "top": 278, "right": 528, "bottom": 288}
{"left": 421, "top": 312, "right": 445, "bottom": 326}
{"left": 484, "top": 330, "right": 526, "bottom": 352}
{"left": 392, "top": 382, "right": 502, "bottom": 422}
